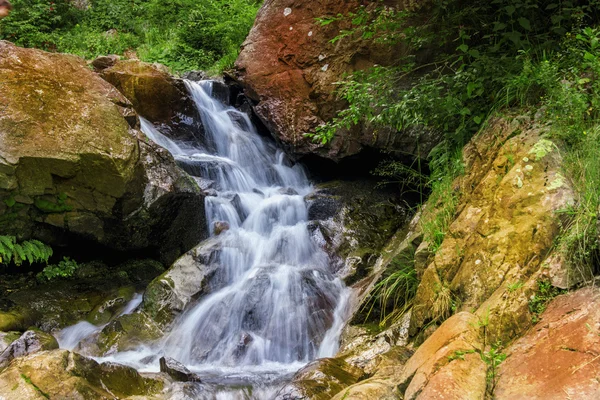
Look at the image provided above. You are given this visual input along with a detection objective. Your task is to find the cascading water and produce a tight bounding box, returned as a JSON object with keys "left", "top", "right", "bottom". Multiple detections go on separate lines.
{"left": 90, "top": 81, "right": 349, "bottom": 396}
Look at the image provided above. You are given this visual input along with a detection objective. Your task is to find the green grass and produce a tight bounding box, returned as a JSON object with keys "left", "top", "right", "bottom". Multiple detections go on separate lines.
{"left": 528, "top": 280, "right": 567, "bottom": 323}
{"left": 360, "top": 249, "right": 418, "bottom": 327}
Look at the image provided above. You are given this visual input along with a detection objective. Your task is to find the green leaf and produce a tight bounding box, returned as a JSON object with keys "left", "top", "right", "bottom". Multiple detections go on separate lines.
{"left": 473, "top": 115, "right": 482, "bottom": 124}
{"left": 505, "top": 5, "right": 516, "bottom": 16}
{"left": 518, "top": 18, "right": 531, "bottom": 31}
{"left": 457, "top": 44, "right": 469, "bottom": 53}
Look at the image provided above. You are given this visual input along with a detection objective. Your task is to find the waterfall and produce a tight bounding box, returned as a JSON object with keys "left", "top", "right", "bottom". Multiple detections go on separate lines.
{"left": 91, "top": 81, "right": 350, "bottom": 392}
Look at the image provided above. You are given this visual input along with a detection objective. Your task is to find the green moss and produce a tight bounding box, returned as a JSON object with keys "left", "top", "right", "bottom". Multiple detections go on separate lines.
{"left": 34, "top": 194, "right": 73, "bottom": 213}
{"left": 20, "top": 374, "right": 50, "bottom": 399}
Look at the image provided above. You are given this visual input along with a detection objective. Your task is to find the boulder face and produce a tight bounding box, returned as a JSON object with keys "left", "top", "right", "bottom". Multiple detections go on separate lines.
{"left": 495, "top": 287, "right": 600, "bottom": 399}
{"left": 410, "top": 117, "right": 576, "bottom": 341}
{"left": 234, "top": 0, "right": 438, "bottom": 161}
{"left": 97, "top": 59, "right": 205, "bottom": 144}
{"left": 0, "top": 41, "right": 206, "bottom": 264}
{"left": 0, "top": 349, "right": 163, "bottom": 399}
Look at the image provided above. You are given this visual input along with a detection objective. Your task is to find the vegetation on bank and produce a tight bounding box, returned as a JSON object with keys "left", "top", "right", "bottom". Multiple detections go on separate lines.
{"left": 318, "top": 0, "right": 600, "bottom": 331}
{"left": 0, "top": 0, "right": 261, "bottom": 73}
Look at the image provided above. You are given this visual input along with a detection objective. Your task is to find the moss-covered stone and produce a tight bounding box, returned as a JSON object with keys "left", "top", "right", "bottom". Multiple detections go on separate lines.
{"left": 0, "top": 350, "right": 163, "bottom": 399}
{"left": 0, "top": 41, "right": 207, "bottom": 264}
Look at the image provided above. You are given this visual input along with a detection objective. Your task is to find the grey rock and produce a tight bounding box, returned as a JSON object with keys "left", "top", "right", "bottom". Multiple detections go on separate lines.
{"left": 159, "top": 356, "right": 201, "bottom": 382}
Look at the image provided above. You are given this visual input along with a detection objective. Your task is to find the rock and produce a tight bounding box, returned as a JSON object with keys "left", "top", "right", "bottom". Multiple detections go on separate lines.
{"left": 159, "top": 356, "right": 202, "bottom": 382}
{"left": 0, "top": 1, "right": 11, "bottom": 19}
{"left": 182, "top": 70, "right": 210, "bottom": 82}
{"left": 0, "top": 349, "right": 163, "bottom": 398}
{"left": 495, "top": 287, "right": 600, "bottom": 399}
{"left": 213, "top": 221, "right": 230, "bottom": 235}
{"left": 99, "top": 59, "right": 206, "bottom": 143}
{"left": 91, "top": 54, "right": 120, "bottom": 71}
{"left": 0, "top": 41, "right": 207, "bottom": 265}
{"left": 143, "top": 238, "right": 220, "bottom": 327}
{"left": 410, "top": 118, "right": 575, "bottom": 341}
{"left": 305, "top": 180, "right": 411, "bottom": 285}
{"left": 274, "top": 358, "right": 363, "bottom": 400}
{"left": 397, "top": 312, "right": 486, "bottom": 400}
{"left": 234, "top": 0, "right": 439, "bottom": 161}
{"left": 0, "top": 330, "right": 58, "bottom": 369}
{"left": 0, "top": 332, "right": 20, "bottom": 354}
{"left": 80, "top": 311, "right": 163, "bottom": 356}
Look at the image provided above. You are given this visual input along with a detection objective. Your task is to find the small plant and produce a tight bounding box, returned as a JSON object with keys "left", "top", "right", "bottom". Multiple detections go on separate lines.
{"left": 431, "top": 282, "right": 455, "bottom": 323}
{"left": 37, "top": 257, "right": 80, "bottom": 282}
{"left": 528, "top": 280, "right": 567, "bottom": 323}
{"left": 0, "top": 236, "right": 53, "bottom": 266}
{"left": 447, "top": 349, "right": 476, "bottom": 361}
{"left": 481, "top": 341, "right": 507, "bottom": 396}
{"left": 507, "top": 280, "right": 524, "bottom": 292}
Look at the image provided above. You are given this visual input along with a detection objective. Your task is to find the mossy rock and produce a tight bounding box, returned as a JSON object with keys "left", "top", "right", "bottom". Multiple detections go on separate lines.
{"left": 0, "top": 350, "right": 163, "bottom": 399}
{"left": 93, "top": 312, "right": 163, "bottom": 355}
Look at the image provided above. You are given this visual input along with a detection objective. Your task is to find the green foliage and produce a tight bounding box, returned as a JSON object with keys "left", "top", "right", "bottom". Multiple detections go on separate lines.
{"left": 447, "top": 349, "right": 476, "bottom": 361}
{"left": 528, "top": 280, "right": 567, "bottom": 323}
{"left": 481, "top": 341, "right": 507, "bottom": 396}
{"left": 0, "top": 235, "right": 53, "bottom": 266}
{"left": 0, "top": 0, "right": 261, "bottom": 73}
{"left": 34, "top": 193, "right": 73, "bottom": 213}
{"left": 36, "top": 256, "right": 80, "bottom": 281}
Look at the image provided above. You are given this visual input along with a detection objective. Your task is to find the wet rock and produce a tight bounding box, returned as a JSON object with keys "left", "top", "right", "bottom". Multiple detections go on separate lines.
{"left": 0, "top": 41, "right": 207, "bottom": 265}
{"left": 210, "top": 81, "right": 231, "bottom": 105}
{"left": 99, "top": 59, "right": 205, "bottom": 142}
{"left": 181, "top": 70, "right": 210, "bottom": 82}
{"left": 143, "top": 238, "right": 221, "bottom": 328}
{"left": 213, "top": 221, "right": 230, "bottom": 236}
{"left": 86, "top": 286, "right": 136, "bottom": 325}
{"left": 0, "top": 330, "right": 58, "bottom": 369}
{"left": 0, "top": 332, "right": 20, "bottom": 354}
{"left": 91, "top": 54, "right": 119, "bottom": 71}
{"left": 0, "top": 349, "right": 163, "bottom": 398}
{"left": 495, "top": 287, "right": 600, "bottom": 399}
{"left": 278, "top": 187, "right": 299, "bottom": 196}
{"left": 274, "top": 358, "right": 363, "bottom": 400}
{"left": 81, "top": 311, "right": 163, "bottom": 356}
{"left": 160, "top": 356, "right": 202, "bottom": 382}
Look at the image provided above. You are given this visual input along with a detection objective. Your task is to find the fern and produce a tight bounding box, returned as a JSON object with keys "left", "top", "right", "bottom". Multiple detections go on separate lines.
{"left": 0, "top": 235, "right": 53, "bottom": 266}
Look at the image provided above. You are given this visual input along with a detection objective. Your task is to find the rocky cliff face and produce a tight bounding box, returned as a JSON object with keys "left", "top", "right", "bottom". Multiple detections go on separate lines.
{"left": 0, "top": 41, "right": 206, "bottom": 264}
{"left": 280, "top": 115, "right": 598, "bottom": 399}
{"left": 234, "top": 0, "right": 439, "bottom": 162}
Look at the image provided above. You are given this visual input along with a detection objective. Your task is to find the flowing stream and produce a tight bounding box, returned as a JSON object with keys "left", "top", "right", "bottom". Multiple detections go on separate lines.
{"left": 60, "top": 81, "right": 350, "bottom": 397}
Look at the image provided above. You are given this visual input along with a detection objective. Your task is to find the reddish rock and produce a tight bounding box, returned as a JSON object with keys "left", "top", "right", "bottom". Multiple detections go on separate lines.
{"left": 495, "top": 287, "right": 600, "bottom": 399}
{"left": 234, "top": 0, "right": 438, "bottom": 161}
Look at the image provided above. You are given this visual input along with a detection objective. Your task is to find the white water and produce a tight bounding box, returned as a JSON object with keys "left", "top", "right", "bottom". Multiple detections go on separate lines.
{"left": 72, "top": 81, "right": 350, "bottom": 395}
{"left": 57, "top": 293, "right": 143, "bottom": 350}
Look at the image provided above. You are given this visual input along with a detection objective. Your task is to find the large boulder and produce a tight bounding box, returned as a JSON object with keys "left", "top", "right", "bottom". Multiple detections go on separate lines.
{"left": 409, "top": 117, "right": 576, "bottom": 342}
{"left": 234, "top": 0, "right": 438, "bottom": 161}
{"left": 0, "top": 349, "right": 163, "bottom": 399}
{"left": 495, "top": 287, "right": 600, "bottom": 399}
{"left": 142, "top": 238, "right": 221, "bottom": 328}
{"left": 0, "top": 330, "right": 58, "bottom": 369}
{"left": 0, "top": 41, "right": 206, "bottom": 264}
{"left": 98, "top": 58, "right": 206, "bottom": 143}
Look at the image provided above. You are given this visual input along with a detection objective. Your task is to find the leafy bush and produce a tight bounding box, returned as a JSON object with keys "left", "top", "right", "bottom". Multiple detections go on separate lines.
{"left": 36, "top": 256, "right": 80, "bottom": 281}
{"left": 0, "top": 235, "right": 53, "bottom": 266}
{"left": 0, "top": 0, "right": 261, "bottom": 73}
